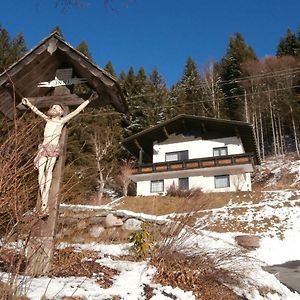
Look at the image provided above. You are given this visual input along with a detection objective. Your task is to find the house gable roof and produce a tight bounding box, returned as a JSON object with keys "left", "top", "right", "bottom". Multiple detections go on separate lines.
{"left": 0, "top": 32, "right": 127, "bottom": 119}
{"left": 123, "top": 114, "right": 260, "bottom": 164}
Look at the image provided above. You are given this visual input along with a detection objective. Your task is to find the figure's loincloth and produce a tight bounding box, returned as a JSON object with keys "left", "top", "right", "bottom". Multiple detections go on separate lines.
{"left": 34, "top": 143, "right": 61, "bottom": 169}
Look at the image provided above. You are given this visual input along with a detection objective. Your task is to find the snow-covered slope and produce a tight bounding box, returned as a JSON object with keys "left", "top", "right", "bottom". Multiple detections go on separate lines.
{"left": 2, "top": 157, "right": 300, "bottom": 299}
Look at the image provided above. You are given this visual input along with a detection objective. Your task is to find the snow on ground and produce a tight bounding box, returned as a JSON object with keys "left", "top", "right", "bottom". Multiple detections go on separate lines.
{"left": 56, "top": 188, "right": 300, "bottom": 300}
{"left": 1, "top": 260, "right": 156, "bottom": 300}
{"left": 3, "top": 188, "right": 300, "bottom": 300}
{"left": 3, "top": 159, "right": 300, "bottom": 299}
{"left": 172, "top": 229, "right": 300, "bottom": 300}
{"left": 203, "top": 189, "right": 300, "bottom": 266}
{"left": 255, "top": 157, "right": 300, "bottom": 187}
{"left": 58, "top": 242, "right": 132, "bottom": 256}
{"left": 185, "top": 187, "right": 300, "bottom": 299}
{"left": 0, "top": 243, "right": 195, "bottom": 300}
{"left": 197, "top": 190, "right": 300, "bottom": 239}
{"left": 115, "top": 209, "right": 169, "bottom": 224}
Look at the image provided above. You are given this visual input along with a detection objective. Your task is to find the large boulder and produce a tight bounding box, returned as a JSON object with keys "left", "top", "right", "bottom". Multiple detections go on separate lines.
{"left": 235, "top": 235, "right": 260, "bottom": 249}
{"left": 77, "top": 220, "right": 87, "bottom": 230}
{"left": 122, "top": 218, "right": 143, "bottom": 231}
{"left": 90, "top": 216, "right": 106, "bottom": 225}
{"left": 105, "top": 213, "right": 123, "bottom": 228}
{"left": 89, "top": 225, "right": 105, "bottom": 238}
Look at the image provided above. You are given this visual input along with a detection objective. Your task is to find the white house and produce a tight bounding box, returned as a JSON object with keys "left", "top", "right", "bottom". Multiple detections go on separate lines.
{"left": 122, "top": 115, "right": 260, "bottom": 196}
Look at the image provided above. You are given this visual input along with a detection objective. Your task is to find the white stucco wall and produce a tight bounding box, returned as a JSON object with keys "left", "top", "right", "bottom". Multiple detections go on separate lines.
{"left": 136, "top": 173, "right": 252, "bottom": 196}
{"left": 153, "top": 136, "right": 244, "bottom": 163}
{"left": 135, "top": 135, "right": 252, "bottom": 196}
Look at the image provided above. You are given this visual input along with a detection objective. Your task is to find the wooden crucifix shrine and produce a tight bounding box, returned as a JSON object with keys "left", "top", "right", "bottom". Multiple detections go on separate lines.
{"left": 23, "top": 68, "right": 98, "bottom": 275}
{"left": 0, "top": 32, "right": 127, "bottom": 275}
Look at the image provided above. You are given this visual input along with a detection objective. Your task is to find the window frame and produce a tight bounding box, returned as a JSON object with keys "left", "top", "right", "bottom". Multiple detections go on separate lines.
{"left": 213, "top": 146, "right": 228, "bottom": 157}
{"left": 165, "top": 150, "right": 189, "bottom": 162}
{"left": 150, "top": 180, "right": 164, "bottom": 193}
{"left": 214, "top": 175, "right": 230, "bottom": 189}
{"left": 178, "top": 177, "right": 189, "bottom": 190}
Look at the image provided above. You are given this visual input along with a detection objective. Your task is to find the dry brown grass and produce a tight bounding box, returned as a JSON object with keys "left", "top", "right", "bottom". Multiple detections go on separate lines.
{"left": 116, "top": 191, "right": 264, "bottom": 215}
{"left": 151, "top": 249, "right": 246, "bottom": 300}
{"left": 62, "top": 297, "right": 87, "bottom": 300}
{"left": 0, "top": 116, "right": 42, "bottom": 237}
{"left": 0, "top": 282, "right": 30, "bottom": 300}
{"left": 50, "top": 248, "right": 119, "bottom": 288}
{"left": 68, "top": 196, "right": 113, "bottom": 206}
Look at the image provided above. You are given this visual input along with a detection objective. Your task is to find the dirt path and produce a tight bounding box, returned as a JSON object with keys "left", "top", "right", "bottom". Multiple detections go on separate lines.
{"left": 266, "top": 260, "right": 300, "bottom": 293}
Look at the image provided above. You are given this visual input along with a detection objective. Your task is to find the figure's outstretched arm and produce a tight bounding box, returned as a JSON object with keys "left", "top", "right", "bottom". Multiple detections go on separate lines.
{"left": 22, "top": 98, "right": 49, "bottom": 121}
{"left": 61, "top": 92, "right": 97, "bottom": 123}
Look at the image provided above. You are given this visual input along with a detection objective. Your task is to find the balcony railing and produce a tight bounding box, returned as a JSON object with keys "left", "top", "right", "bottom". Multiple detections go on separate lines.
{"left": 133, "top": 153, "right": 254, "bottom": 175}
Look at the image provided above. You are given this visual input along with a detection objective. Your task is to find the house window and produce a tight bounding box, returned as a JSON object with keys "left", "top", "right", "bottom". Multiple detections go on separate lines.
{"left": 151, "top": 180, "right": 164, "bottom": 193}
{"left": 215, "top": 175, "right": 230, "bottom": 188}
{"left": 213, "top": 147, "right": 228, "bottom": 157}
{"left": 179, "top": 177, "right": 189, "bottom": 190}
{"left": 165, "top": 150, "right": 188, "bottom": 162}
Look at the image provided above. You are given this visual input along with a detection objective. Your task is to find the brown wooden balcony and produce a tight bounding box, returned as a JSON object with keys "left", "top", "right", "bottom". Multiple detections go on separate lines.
{"left": 132, "top": 153, "right": 255, "bottom": 175}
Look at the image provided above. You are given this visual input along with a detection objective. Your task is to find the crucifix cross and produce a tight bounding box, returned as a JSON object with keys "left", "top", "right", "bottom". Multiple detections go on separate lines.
{"left": 24, "top": 68, "right": 97, "bottom": 275}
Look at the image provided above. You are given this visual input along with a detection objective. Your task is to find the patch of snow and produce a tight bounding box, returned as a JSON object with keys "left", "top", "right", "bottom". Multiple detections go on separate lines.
{"left": 255, "top": 230, "right": 300, "bottom": 265}
{"left": 230, "top": 267, "right": 300, "bottom": 300}
{"left": 151, "top": 285, "right": 195, "bottom": 299}
{"left": 115, "top": 209, "right": 169, "bottom": 224}
{"left": 0, "top": 258, "right": 195, "bottom": 300}
{"left": 60, "top": 203, "right": 112, "bottom": 211}
{"left": 58, "top": 243, "right": 131, "bottom": 256}
{"left": 167, "top": 228, "right": 300, "bottom": 299}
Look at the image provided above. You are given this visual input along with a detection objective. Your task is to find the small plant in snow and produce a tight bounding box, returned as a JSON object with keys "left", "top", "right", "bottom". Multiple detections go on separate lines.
{"left": 128, "top": 223, "right": 153, "bottom": 257}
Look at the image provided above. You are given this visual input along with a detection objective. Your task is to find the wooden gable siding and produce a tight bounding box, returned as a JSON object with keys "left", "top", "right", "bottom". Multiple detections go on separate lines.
{"left": 0, "top": 33, "right": 127, "bottom": 119}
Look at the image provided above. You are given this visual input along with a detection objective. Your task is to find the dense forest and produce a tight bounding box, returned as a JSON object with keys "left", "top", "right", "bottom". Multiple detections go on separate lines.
{"left": 1, "top": 25, "right": 300, "bottom": 201}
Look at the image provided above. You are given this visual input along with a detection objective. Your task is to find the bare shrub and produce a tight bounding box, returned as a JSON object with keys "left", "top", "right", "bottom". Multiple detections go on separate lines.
{"left": 117, "top": 159, "right": 135, "bottom": 197}
{"left": 0, "top": 281, "right": 30, "bottom": 300}
{"left": 166, "top": 183, "right": 203, "bottom": 199}
{"left": 149, "top": 211, "right": 259, "bottom": 299}
{"left": 151, "top": 250, "right": 245, "bottom": 300}
{"left": 0, "top": 115, "right": 41, "bottom": 237}
{"left": 0, "top": 115, "right": 54, "bottom": 295}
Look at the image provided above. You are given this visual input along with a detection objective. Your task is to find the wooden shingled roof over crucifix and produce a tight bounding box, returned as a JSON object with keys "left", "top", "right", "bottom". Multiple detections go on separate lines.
{"left": 0, "top": 32, "right": 128, "bottom": 276}
{"left": 0, "top": 31, "right": 127, "bottom": 119}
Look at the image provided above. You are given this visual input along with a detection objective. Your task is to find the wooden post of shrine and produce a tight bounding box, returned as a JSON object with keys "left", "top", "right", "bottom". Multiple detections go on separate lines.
{"left": 24, "top": 69, "right": 86, "bottom": 275}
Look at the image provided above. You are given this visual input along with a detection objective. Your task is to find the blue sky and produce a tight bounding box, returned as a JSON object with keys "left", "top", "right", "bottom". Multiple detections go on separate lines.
{"left": 1, "top": 0, "right": 300, "bottom": 86}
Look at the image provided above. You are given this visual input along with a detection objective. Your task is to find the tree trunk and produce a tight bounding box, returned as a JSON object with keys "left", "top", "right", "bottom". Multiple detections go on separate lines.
{"left": 244, "top": 90, "right": 249, "bottom": 122}
{"left": 253, "top": 111, "right": 261, "bottom": 158}
{"left": 277, "top": 113, "right": 285, "bottom": 156}
{"left": 269, "top": 93, "right": 277, "bottom": 156}
{"left": 259, "top": 108, "right": 265, "bottom": 160}
{"left": 96, "top": 181, "right": 105, "bottom": 205}
{"left": 290, "top": 106, "right": 300, "bottom": 156}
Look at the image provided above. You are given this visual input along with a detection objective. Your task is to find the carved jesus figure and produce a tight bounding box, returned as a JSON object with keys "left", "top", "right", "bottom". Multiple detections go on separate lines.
{"left": 22, "top": 94, "right": 96, "bottom": 213}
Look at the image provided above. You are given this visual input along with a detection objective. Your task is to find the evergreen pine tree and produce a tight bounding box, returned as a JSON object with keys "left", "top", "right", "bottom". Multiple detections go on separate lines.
{"left": 76, "top": 41, "right": 93, "bottom": 60}
{"left": 277, "top": 28, "right": 300, "bottom": 57}
{"left": 149, "top": 66, "right": 169, "bottom": 123}
{"left": 104, "top": 60, "right": 116, "bottom": 77}
{"left": 0, "top": 26, "right": 27, "bottom": 73}
{"left": 149, "top": 67, "right": 165, "bottom": 89}
{"left": 135, "top": 66, "right": 148, "bottom": 95}
{"left": 51, "top": 26, "right": 64, "bottom": 38}
{"left": 171, "top": 56, "right": 202, "bottom": 116}
{"left": 219, "top": 32, "right": 257, "bottom": 120}
{"left": 125, "top": 66, "right": 151, "bottom": 134}
{"left": 125, "top": 66, "right": 136, "bottom": 96}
